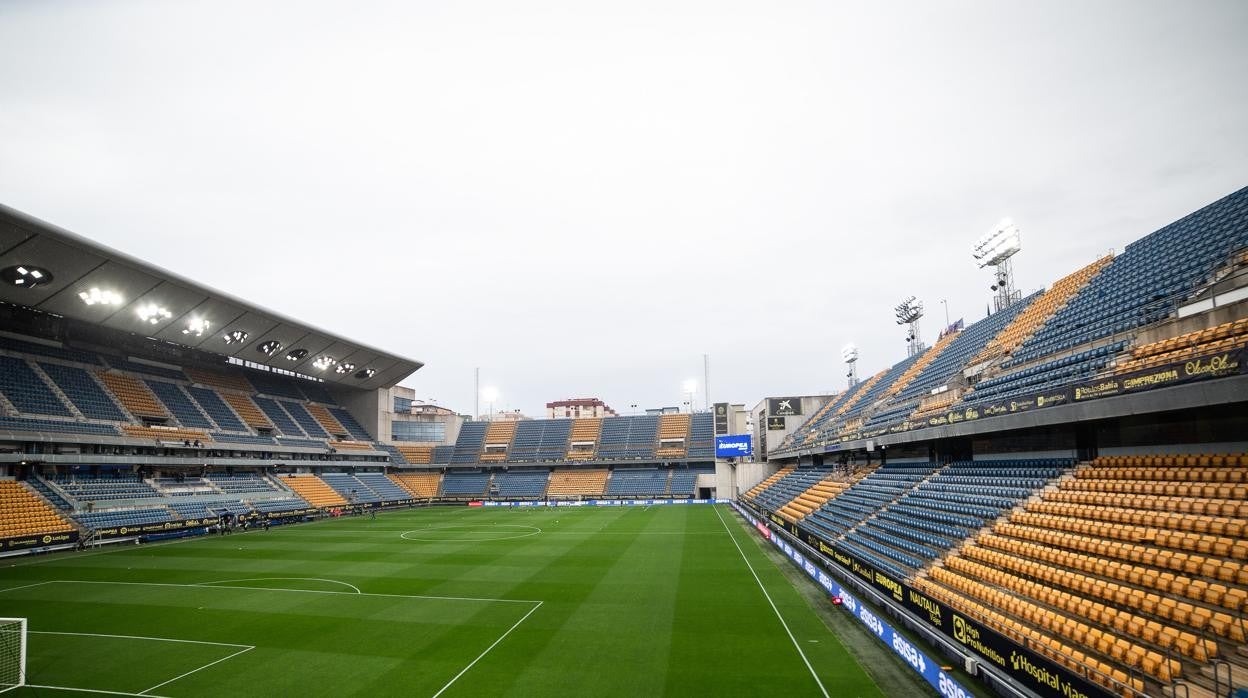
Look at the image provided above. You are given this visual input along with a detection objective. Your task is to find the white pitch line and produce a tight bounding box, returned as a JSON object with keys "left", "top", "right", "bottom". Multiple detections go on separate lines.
{"left": 45, "top": 579, "right": 542, "bottom": 605}
{"left": 0, "top": 579, "right": 54, "bottom": 594}
{"left": 30, "top": 630, "right": 250, "bottom": 649}
{"left": 25, "top": 685, "right": 173, "bottom": 698}
{"left": 199, "top": 577, "right": 362, "bottom": 594}
{"left": 429, "top": 600, "right": 542, "bottom": 698}
{"left": 713, "top": 505, "right": 830, "bottom": 698}
{"left": 139, "top": 645, "right": 255, "bottom": 695}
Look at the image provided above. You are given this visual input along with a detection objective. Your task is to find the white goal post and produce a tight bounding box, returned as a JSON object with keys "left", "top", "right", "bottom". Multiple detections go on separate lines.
{"left": 0, "top": 618, "right": 24, "bottom": 694}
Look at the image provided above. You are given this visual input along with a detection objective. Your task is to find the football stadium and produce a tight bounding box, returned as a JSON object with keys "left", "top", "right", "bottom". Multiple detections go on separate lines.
{"left": 0, "top": 188, "right": 1245, "bottom": 698}
{"left": 2, "top": 3, "right": 1248, "bottom": 698}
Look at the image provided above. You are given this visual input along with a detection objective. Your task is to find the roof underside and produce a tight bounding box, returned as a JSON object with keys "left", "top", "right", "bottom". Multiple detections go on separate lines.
{"left": 0, "top": 204, "right": 422, "bottom": 390}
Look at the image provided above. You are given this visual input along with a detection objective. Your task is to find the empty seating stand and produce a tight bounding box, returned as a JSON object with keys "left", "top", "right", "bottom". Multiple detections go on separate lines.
{"left": 566, "top": 417, "right": 602, "bottom": 460}
{"left": 0, "top": 356, "right": 72, "bottom": 417}
{"left": 440, "top": 471, "right": 490, "bottom": 497}
{"left": 96, "top": 370, "right": 168, "bottom": 419}
{"left": 606, "top": 468, "right": 668, "bottom": 497}
{"left": 38, "top": 362, "right": 127, "bottom": 421}
{"left": 490, "top": 470, "right": 549, "bottom": 498}
{"left": 390, "top": 472, "right": 442, "bottom": 498}
{"left": 480, "top": 421, "right": 517, "bottom": 463}
{"left": 547, "top": 468, "right": 607, "bottom": 497}
{"left": 146, "top": 380, "right": 215, "bottom": 429}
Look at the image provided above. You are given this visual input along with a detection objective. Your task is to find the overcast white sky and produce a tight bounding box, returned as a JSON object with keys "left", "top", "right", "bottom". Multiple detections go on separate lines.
{"left": 1, "top": 0, "right": 1246, "bottom": 417}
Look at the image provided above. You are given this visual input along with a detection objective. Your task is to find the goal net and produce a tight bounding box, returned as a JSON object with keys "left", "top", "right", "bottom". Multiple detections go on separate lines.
{"left": 0, "top": 618, "right": 24, "bottom": 694}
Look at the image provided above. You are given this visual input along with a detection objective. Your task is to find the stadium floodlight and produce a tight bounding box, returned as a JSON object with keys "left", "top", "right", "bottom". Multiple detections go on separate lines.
{"left": 894, "top": 297, "right": 925, "bottom": 357}
{"left": 354, "top": 368, "right": 376, "bottom": 379}
{"left": 972, "top": 218, "right": 1022, "bottom": 268}
{"left": 258, "top": 340, "right": 283, "bottom": 357}
{"left": 182, "top": 317, "right": 211, "bottom": 337}
{"left": 135, "top": 302, "right": 172, "bottom": 325}
{"left": 1, "top": 265, "right": 53, "bottom": 288}
{"left": 285, "top": 348, "right": 308, "bottom": 361}
{"left": 481, "top": 386, "right": 499, "bottom": 420}
{"left": 841, "top": 344, "right": 858, "bottom": 363}
{"left": 0, "top": 617, "right": 25, "bottom": 693}
{"left": 78, "top": 287, "right": 123, "bottom": 307}
{"left": 312, "top": 355, "right": 337, "bottom": 371}
{"left": 334, "top": 362, "right": 356, "bottom": 374}
{"left": 223, "top": 329, "right": 249, "bottom": 344}
{"left": 974, "top": 218, "right": 1024, "bottom": 312}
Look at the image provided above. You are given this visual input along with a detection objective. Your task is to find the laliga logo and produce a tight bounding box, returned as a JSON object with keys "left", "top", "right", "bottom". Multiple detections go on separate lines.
{"left": 42, "top": 535, "right": 52, "bottom": 544}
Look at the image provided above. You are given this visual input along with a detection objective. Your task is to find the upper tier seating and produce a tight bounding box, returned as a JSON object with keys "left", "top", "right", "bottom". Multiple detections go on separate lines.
{"left": 221, "top": 393, "right": 273, "bottom": 430}
{"left": 329, "top": 408, "right": 372, "bottom": 441}
{"left": 688, "top": 413, "right": 715, "bottom": 459}
{"left": 598, "top": 415, "right": 659, "bottom": 460}
{"left": 184, "top": 367, "right": 253, "bottom": 394}
{"left": 307, "top": 403, "right": 347, "bottom": 437}
{"left": 103, "top": 357, "right": 186, "bottom": 382}
{"left": 38, "top": 362, "right": 127, "bottom": 421}
{"left": 0, "top": 356, "right": 72, "bottom": 417}
{"left": 566, "top": 417, "right": 602, "bottom": 459}
{"left": 655, "top": 414, "right": 690, "bottom": 458}
{"left": 974, "top": 256, "right": 1112, "bottom": 365}
{"left": 0, "top": 416, "right": 118, "bottom": 436}
{"left": 96, "top": 371, "right": 167, "bottom": 419}
{"left": 1008, "top": 187, "right": 1248, "bottom": 366}
{"left": 146, "top": 380, "right": 215, "bottom": 429}
{"left": 450, "top": 421, "right": 488, "bottom": 464}
{"left": 480, "top": 421, "right": 517, "bottom": 463}
{"left": 185, "top": 386, "right": 249, "bottom": 432}
{"left": 281, "top": 401, "right": 329, "bottom": 438}
{"left": 252, "top": 396, "right": 307, "bottom": 437}
{"left": 0, "top": 335, "right": 100, "bottom": 364}
{"left": 246, "top": 370, "right": 307, "bottom": 401}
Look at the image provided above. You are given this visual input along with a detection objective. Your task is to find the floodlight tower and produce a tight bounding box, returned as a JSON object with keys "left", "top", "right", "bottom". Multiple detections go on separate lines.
{"left": 894, "top": 296, "right": 925, "bottom": 357}
{"left": 973, "top": 218, "right": 1023, "bottom": 313}
{"left": 841, "top": 344, "right": 859, "bottom": 389}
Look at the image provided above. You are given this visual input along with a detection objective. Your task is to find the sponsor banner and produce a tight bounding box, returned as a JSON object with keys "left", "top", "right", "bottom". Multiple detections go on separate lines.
{"left": 731, "top": 503, "right": 973, "bottom": 698}
{"left": 1075, "top": 348, "right": 1244, "bottom": 402}
{"left": 739, "top": 502, "right": 1111, "bottom": 698}
{"left": 714, "top": 402, "right": 730, "bottom": 435}
{"left": 263, "top": 507, "right": 317, "bottom": 519}
{"left": 768, "top": 397, "right": 802, "bottom": 417}
{"left": 715, "top": 434, "right": 753, "bottom": 458}
{"left": 1, "top": 530, "right": 79, "bottom": 552}
{"left": 92, "top": 517, "right": 221, "bottom": 540}
{"left": 479, "top": 499, "right": 731, "bottom": 508}
{"left": 766, "top": 416, "right": 787, "bottom": 431}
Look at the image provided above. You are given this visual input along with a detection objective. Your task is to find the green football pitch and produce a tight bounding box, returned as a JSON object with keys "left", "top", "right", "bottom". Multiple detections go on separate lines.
{"left": 0, "top": 504, "right": 927, "bottom": 697}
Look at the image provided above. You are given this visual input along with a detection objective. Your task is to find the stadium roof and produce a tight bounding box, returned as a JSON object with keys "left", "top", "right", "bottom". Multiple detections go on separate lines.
{"left": 0, "top": 204, "right": 422, "bottom": 390}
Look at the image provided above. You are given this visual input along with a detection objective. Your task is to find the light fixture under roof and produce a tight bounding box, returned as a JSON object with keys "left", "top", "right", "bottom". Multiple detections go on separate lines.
{"left": 2, "top": 264, "right": 54, "bottom": 288}
{"left": 258, "top": 340, "right": 283, "bottom": 357}
{"left": 312, "top": 355, "right": 337, "bottom": 371}
{"left": 223, "top": 330, "right": 249, "bottom": 344}
{"left": 334, "top": 362, "right": 356, "bottom": 374}
{"left": 285, "top": 348, "right": 308, "bottom": 361}
{"left": 136, "top": 302, "right": 172, "bottom": 325}
{"left": 182, "top": 317, "right": 211, "bottom": 337}
{"left": 78, "top": 287, "right": 123, "bottom": 306}
{"left": 354, "top": 368, "right": 376, "bottom": 380}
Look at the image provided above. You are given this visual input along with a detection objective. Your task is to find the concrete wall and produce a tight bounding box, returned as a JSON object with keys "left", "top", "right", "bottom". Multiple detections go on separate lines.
{"left": 720, "top": 460, "right": 777, "bottom": 499}
{"left": 331, "top": 387, "right": 389, "bottom": 441}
